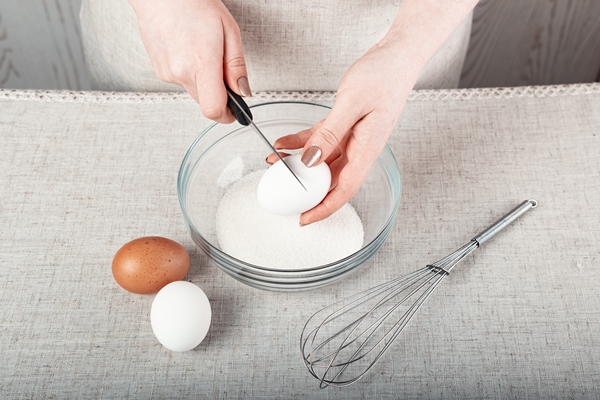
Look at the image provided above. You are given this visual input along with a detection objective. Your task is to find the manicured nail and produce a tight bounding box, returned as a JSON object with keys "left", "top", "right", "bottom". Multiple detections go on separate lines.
{"left": 237, "top": 76, "right": 252, "bottom": 97}
{"left": 301, "top": 145, "right": 322, "bottom": 168}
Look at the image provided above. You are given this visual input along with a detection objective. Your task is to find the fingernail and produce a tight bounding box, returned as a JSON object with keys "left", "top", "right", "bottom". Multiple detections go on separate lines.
{"left": 237, "top": 76, "right": 252, "bottom": 97}
{"left": 301, "top": 145, "right": 322, "bottom": 168}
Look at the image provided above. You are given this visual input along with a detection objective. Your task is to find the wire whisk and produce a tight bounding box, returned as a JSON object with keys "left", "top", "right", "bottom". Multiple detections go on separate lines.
{"left": 301, "top": 199, "right": 538, "bottom": 388}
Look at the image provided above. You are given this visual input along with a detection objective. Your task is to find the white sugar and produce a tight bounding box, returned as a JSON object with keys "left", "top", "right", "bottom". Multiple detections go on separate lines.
{"left": 215, "top": 170, "right": 364, "bottom": 270}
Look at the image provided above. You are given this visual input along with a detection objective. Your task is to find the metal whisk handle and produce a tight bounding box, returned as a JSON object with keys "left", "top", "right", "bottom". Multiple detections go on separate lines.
{"left": 472, "top": 199, "right": 538, "bottom": 245}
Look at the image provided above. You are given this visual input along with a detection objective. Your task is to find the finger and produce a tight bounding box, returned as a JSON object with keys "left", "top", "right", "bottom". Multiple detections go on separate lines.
{"left": 299, "top": 177, "right": 360, "bottom": 226}
{"left": 265, "top": 152, "right": 291, "bottom": 165}
{"left": 270, "top": 122, "right": 326, "bottom": 164}
{"left": 272, "top": 127, "right": 316, "bottom": 150}
{"left": 300, "top": 99, "right": 364, "bottom": 168}
{"left": 181, "top": 81, "right": 200, "bottom": 103}
{"left": 193, "top": 36, "right": 234, "bottom": 123}
{"left": 222, "top": 17, "right": 252, "bottom": 97}
{"left": 196, "top": 72, "right": 234, "bottom": 123}
{"left": 326, "top": 150, "right": 348, "bottom": 190}
{"left": 268, "top": 126, "right": 316, "bottom": 164}
{"left": 324, "top": 133, "right": 349, "bottom": 166}
{"left": 187, "top": 83, "right": 227, "bottom": 124}
{"left": 265, "top": 147, "right": 342, "bottom": 167}
{"left": 267, "top": 125, "right": 343, "bottom": 164}
{"left": 300, "top": 158, "right": 371, "bottom": 226}
{"left": 299, "top": 134, "right": 372, "bottom": 226}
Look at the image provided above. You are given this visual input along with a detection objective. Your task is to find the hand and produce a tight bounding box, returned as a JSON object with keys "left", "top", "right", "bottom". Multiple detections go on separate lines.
{"left": 128, "top": 0, "right": 252, "bottom": 122}
{"left": 269, "top": 0, "right": 478, "bottom": 225}
{"left": 269, "top": 42, "right": 422, "bottom": 225}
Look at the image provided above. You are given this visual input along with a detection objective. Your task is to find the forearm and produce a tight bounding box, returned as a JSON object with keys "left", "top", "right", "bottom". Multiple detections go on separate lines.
{"left": 379, "top": 0, "right": 479, "bottom": 72}
{"left": 128, "top": 0, "right": 152, "bottom": 13}
{"left": 127, "top": 0, "right": 217, "bottom": 19}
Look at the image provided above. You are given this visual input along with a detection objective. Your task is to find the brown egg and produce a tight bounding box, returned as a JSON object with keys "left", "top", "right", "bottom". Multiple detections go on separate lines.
{"left": 112, "top": 236, "right": 190, "bottom": 294}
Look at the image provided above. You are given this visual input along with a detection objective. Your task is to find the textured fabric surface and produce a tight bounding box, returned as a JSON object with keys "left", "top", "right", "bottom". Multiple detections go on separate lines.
{"left": 1, "top": 84, "right": 600, "bottom": 399}
{"left": 79, "top": 0, "right": 472, "bottom": 92}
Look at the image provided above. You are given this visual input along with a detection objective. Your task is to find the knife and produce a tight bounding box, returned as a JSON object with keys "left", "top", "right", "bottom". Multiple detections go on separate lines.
{"left": 225, "top": 85, "right": 307, "bottom": 191}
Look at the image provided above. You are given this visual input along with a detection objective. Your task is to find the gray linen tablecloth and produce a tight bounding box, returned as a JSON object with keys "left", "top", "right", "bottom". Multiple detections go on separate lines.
{"left": 1, "top": 85, "right": 599, "bottom": 399}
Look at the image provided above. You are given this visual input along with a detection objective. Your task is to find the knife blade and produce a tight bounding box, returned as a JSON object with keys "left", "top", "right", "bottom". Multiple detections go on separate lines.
{"left": 225, "top": 85, "right": 307, "bottom": 191}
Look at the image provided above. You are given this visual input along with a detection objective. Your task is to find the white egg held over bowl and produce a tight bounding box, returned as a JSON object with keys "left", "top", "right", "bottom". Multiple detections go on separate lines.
{"left": 257, "top": 154, "right": 331, "bottom": 216}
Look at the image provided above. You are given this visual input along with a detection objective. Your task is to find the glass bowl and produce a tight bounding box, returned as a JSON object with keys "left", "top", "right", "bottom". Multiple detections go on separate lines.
{"left": 178, "top": 102, "right": 401, "bottom": 292}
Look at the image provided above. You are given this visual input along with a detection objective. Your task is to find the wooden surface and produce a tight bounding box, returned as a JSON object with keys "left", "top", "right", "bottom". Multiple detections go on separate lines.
{"left": 460, "top": 0, "right": 600, "bottom": 88}
{"left": 0, "top": 0, "right": 91, "bottom": 90}
{"left": 0, "top": 0, "right": 599, "bottom": 90}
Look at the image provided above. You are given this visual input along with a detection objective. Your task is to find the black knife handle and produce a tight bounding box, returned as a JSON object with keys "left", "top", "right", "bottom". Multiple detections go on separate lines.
{"left": 225, "top": 84, "right": 253, "bottom": 126}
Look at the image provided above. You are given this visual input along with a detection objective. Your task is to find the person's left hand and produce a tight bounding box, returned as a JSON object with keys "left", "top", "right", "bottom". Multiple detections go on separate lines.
{"left": 267, "top": 41, "right": 424, "bottom": 226}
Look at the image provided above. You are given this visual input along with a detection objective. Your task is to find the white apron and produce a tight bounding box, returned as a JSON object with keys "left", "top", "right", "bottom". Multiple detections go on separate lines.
{"left": 80, "top": 0, "right": 472, "bottom": 92}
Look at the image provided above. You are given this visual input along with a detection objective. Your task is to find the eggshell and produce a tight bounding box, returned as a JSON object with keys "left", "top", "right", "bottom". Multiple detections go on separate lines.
{"left": 112, "top": 236, "right": 190, "bottom": 294}
{"left": 257, "top": 154, "right": 331, "bottom": 215}
{"left": 151, "top": 281, "right": 212, "bottom": 352}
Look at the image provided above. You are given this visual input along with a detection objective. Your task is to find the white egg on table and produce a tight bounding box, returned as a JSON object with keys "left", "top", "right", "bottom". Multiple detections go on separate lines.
{"left": 257, "top": 154, "right": 331, "bottom": 216}
{"left": 150, "top": 281, "right": 211, "bottom": 352}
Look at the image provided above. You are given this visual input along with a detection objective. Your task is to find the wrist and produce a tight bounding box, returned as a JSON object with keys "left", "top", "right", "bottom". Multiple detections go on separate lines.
{"left": 377, "top": 0, "right": 478, "bottom": 76}
{"left": 377, "top": 35, "right": 428, "bottom": 72}
{"left": 128, "top": 0, "right": 222, "bottom": 15}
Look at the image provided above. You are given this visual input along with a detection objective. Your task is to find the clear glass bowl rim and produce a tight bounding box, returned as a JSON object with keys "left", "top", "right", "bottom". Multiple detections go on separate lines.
{"left": 177, "top": 101, "right": 401, "bottom": 279}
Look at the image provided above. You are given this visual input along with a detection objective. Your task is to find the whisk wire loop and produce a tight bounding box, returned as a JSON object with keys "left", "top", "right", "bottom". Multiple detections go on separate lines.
{"left": 301, "top": 241, "right": 478, "bottom": 388}
{"left": 301, "top": 200, "right": 537, "bottom": 388}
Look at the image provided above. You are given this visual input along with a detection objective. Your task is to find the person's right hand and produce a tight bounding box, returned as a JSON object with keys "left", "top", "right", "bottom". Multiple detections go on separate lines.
{"left": 128, "top": 0, "right": 252, "bottom": 122}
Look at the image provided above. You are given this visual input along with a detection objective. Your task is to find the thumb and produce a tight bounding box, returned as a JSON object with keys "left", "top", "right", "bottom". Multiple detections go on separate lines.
{"left": 222, "top": 21, "right": 251, "bottom": 97}
{"left": 300, "top": 100, "right": 360, "bottom": 168}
